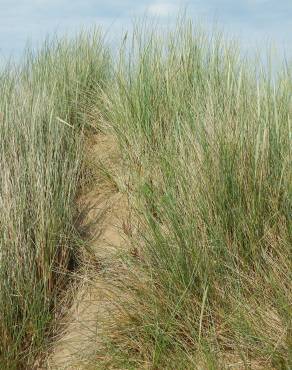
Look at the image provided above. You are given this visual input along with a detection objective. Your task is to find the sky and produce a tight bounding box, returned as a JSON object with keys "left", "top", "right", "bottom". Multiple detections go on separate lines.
{"left": 0, "top": 0, "right": 292, "bottom": 65}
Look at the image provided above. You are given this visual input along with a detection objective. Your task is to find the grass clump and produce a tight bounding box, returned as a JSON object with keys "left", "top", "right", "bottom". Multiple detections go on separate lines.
{"left": 0, "top": 30, "right": 109, "bottom": 368}
{"left": 100, "top": 21, "right": 292, "bottom": 369}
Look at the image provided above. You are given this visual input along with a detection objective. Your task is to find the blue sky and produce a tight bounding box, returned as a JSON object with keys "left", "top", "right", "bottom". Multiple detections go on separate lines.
{"left": 0, "top": 0, "right": 292, "bottom": 63}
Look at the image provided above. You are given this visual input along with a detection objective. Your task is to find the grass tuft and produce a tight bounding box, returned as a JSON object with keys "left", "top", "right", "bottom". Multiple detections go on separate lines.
{"left": 0, "top": 29, "right": 109, "bottom": 368}
{"left": 99, "top": 20, "right": 292, "bottom": 369}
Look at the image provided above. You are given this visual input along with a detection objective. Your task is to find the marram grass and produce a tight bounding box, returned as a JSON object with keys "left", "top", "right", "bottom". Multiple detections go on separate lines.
{"left": 0, "top": 29, "right": 109, "bottom": 368}
{"left": 99, "top": 20, "right": 292, "bottom": 369}
{"left": 0, "top": 20, "right": 291, "bottom": 369}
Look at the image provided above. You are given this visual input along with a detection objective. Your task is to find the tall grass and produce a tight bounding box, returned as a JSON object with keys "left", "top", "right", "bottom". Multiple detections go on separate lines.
{"left": 1, "top": 20, "right": 291, "bottom": 369}
{"left": 0, "top": 30, "right": 109, "bottom": 368}
{"left": 101, "top": 21, "right": 292, "bottom": 368}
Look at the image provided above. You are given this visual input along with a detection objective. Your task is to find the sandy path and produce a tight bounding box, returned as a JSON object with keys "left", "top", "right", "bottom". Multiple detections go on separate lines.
{"left": 47, "top": 134, "right": 131, "bottom": 369}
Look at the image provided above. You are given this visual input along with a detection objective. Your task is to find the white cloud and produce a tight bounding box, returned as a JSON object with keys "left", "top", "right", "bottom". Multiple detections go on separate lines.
{"left": 148, "top": 2, "right": 178, "bottom": 16}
